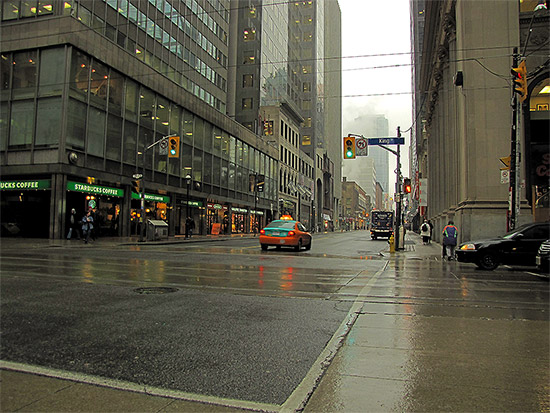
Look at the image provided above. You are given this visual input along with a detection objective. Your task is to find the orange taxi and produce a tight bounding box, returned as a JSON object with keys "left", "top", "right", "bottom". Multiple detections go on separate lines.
{"left": 259, "top": 216, "right": 312, "bottom": 251}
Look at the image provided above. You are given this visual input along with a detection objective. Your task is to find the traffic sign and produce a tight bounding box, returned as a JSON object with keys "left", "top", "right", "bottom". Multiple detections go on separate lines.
{"left": 367, "top": 137, "right": 405, "bottom": 145}
{"left": 159, "top": 139, "right": 168, "bottom": 155}
{"left": 356, "top": 137, "right": 368, "bottom": 156}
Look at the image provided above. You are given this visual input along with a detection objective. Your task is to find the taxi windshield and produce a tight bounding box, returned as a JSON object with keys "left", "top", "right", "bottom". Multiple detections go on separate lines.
{"left": 266, "top": 221, "right": 295, "bottom": 229}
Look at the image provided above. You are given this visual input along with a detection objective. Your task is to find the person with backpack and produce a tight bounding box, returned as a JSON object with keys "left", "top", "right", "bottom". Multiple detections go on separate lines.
{"left": 67, "top": 208, "right": 81, "bottom": 240}
{"left": 442, "top": 220, "right": 458, "bottom": 260}
{"left": 420, "top": 219, "right": 431, "bottom": 245}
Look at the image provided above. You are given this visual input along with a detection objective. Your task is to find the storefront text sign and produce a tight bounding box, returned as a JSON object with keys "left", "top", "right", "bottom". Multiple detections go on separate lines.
{"left": 0, "top": 179, "right": 51, "bottom": 190}
{"left": 67, "top": 181, "right": 124, "bottom": 197}
{"left": 131, "top": 192, "right": 170, "bottom": 203}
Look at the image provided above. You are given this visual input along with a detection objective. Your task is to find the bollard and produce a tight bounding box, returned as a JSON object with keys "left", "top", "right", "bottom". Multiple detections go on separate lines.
{"left": 388, "top": 233, "right": 395, "bottom": 253}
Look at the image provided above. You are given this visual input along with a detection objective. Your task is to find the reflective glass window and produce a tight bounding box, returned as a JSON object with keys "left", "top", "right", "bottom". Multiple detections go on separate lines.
{"left": 66, "top": 98, "right": 86, "bottom": 150}
{"left": 124, "top": 79, "right": 138, "bottom": 121}
{"left": 87, "top": 107, "right": 106, "bottom": 157}
{"left": 2, "top": 1, "right": 19, "bottom": 20}
{"left": 1, "top": 54, "right": 11, "bottom": 90}
{"left": 70, "top": 49, "right": 89, "bottom": 98}
{"left": 194, "top": 117, "right": 203, "bottom": 149}
{"left": 108, "top": 69, "right": 123, "bottom": 115}
{"left": 203, "top": 152, "right": 212, "bottom": 183}
{"left": 106, "top": 114, "right": 122, "bottom": 160}
{"left": 21, "top": 0, "right": 38, "bottom": 18}
{"left": 12, "top": 50, "right": 37, "bottom": 98}
{"left": 39, "top": 48, "right": 65, "bottom": 96}
{"left": 35, "top": 97, "right": 61, "bottom": 146}
{"left": 193, "top": 148, "right": 202, "bottom": 182}
{"left": 0, "top": 102, "right": 7, "bottom": 150}
{"left": 139, "top": 87, "right": 154, "bottom": 129}
{"left": 89, "top": 60, "right": 109, "bottom": 107}
{"left": 123, "top": 120, "right": 137, "bottom": 164}
{"left": 156, "top": 96, "right": 169, "bottom": 134}
{"left": 9, "top": 100, "right": 34, "bottom": 147}
{"left": 183, "top": 109, "right": 193, "bottom": 145}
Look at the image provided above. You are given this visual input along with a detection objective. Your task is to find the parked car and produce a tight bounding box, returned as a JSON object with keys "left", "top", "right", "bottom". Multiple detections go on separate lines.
{"left": 536, "top": 239, "right": 550, "bottom": 275}
{"left": 456, "top": 222, "right": 550, "bottom": 270}
{"left": 259, "top": 216, "right": 312, "bottom": 251}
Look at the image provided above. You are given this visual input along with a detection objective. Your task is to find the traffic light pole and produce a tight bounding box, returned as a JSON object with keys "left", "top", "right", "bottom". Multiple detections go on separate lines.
{"left": 138, "top": 134, "right": 177, "bottom": 242}
{"left": 509, "top": 47, "right": 521, "bottom": 231}
{"left": 378, "top": 127, "right": 403, "bottom": 250}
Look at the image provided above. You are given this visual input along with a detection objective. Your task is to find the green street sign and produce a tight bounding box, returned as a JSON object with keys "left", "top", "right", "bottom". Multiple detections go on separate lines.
{"left": 0, "top": 179, "right": 51, "bottom": 190}
{"left": 131, "top": 192, "right": 171, "bottom": 203}
{"left": 67, "top": 181, "right": 124, "bottom": 197}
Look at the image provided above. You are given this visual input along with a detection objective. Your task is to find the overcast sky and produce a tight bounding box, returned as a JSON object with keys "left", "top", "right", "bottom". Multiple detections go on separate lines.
{"left": 338, "top": 0, "right": 413, "bottom": 178}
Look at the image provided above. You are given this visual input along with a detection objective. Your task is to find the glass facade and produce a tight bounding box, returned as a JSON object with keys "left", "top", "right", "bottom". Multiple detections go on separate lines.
{"left": 0, "top": 45, "right": 277, "bottom": 238}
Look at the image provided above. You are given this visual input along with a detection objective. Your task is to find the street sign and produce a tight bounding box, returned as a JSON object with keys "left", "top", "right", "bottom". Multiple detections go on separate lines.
{"left": 159, "top": 139, "right": 168, "bottom": 155}
{"left": 356, "top": 137, "right": 368, "bottom": 156}
{"left": 368, "top": 137, "right": 405, "bottom": 145}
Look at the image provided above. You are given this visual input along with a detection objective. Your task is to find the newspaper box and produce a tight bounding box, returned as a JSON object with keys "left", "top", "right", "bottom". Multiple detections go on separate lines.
{"left": 147, "top": 219, "right": 168, "bottom": 241}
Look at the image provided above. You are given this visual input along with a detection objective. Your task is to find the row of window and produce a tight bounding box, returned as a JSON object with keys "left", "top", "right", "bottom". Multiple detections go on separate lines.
{"left": 0, "top": 46, "right": 277, "bottom": 201}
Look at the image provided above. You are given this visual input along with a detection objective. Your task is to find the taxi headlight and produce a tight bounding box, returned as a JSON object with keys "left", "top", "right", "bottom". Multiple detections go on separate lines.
{"left": 460, "top": 243, "right": 476, "bottom": 251}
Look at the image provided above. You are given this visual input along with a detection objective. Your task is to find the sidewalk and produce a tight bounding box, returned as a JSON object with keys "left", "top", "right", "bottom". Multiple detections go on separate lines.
{"left": 1, "top": 233, "right": 447, "bottom": 413}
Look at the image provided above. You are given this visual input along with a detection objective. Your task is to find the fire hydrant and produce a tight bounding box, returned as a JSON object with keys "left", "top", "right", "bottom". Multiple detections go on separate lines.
{"left": 388, "top": 233, "right": 395, "bottom": 253}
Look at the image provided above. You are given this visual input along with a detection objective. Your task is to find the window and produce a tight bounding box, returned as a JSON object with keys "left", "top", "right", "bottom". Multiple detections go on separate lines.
{"left": 66, "top": 98, "right": 86, "bottom": 150}
{"left": 35, "top": 97, "right": 61, "bottom": 146}
{"left": 303, "top": 82, "right": 311, "bottom": 92}
{"left": 70, "top": 49, "right": 89, "bottom": 98}
{"left": 106, "top": 114, "right": 122, "bottom": 160}
{"left": 2, "top": 1, "right": 19, "bottom": 20}
{"left": 243, "top": 52, "right": 255, "bottom": 64}
{"left": 243, "top": 74, "right": 253, "bottom": 87}
{"left": 302, "top": 135, "right": 311, "bottom": 145}
{"left": 302, "top": 99, "right": 311, "bottom": 110}
{"left": 87, "top": 107, "right": 106, "bottom": 157}
{"left": 242, "top": 98, "right": 253, "bottom": 110}
{"left": 243, "top": 28, "right": 256, "bottom": 41}
{"left": 12, "top": 50, "right": 37, "bottom": 97}
{"left": 9, "top": 100, "right": 34, "bottom": 147}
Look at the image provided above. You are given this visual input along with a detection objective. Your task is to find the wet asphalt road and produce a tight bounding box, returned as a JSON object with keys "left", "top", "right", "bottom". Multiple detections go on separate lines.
{"left": 1, "top": 231, "right": 549, "bottom": 411}
{"left": 0, "top": 231, "right": 388, "bottom": 406}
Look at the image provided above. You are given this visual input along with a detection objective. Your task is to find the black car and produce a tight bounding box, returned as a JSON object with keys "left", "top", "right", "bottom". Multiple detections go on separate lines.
{"left": 456, "top": 222, "right": 550, "bottom": 270}
{"left": 536, "top": 239, "right": 550, "bottom": 275}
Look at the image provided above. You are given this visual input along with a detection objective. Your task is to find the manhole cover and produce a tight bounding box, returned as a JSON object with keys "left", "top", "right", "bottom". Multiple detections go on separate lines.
{"left": 134, "top": 287, "right": 179, "bottom": 294}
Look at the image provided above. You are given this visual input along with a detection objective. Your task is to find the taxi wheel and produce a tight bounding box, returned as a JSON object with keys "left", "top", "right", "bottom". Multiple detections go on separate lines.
{"left": 261, "top": 244, "right": 268, "bottom": 251}
{"left": 305, "top": 240, "right": 311, "bottom": 250}
{"left": 295, "top": 239, "right": 302, "bottom": 251}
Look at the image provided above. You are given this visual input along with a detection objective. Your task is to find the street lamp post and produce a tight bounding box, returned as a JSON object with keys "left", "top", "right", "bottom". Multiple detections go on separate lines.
{"left": 185, "top": 174, "right": 191, "bottom": 238}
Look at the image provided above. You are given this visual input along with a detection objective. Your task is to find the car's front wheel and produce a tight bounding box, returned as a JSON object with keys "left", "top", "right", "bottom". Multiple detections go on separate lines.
{"left": 305, "top": 239, "right": 311, "bottom": 250}
{"left": 476, "top": 252, "right": 499, "bottom": 270}
{"left": 295, "top": 239, "right": 302, "bottom": 251}
{"left": 261, "top": 244, "right": 268, "bottom": 251}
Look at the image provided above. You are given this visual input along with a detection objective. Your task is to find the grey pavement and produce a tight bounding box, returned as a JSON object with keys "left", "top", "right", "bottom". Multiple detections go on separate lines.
{"left": 2, "top": 232, "right": 548, "bottom": 412}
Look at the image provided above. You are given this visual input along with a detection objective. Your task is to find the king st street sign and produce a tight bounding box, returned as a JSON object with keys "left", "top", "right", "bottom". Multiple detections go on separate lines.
{"left": 367, "top": 137, "right": 405, "bottom": 145}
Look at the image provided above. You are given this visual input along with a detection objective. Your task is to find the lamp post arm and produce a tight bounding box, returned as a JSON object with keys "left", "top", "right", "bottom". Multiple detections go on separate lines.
{"left": 145, "top": 134, "right": 178, "bottom": 152}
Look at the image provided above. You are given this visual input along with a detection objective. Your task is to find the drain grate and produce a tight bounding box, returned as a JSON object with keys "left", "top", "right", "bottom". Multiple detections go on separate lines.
{"left": 134, "top": 287, "right": 179, "bottom": 294}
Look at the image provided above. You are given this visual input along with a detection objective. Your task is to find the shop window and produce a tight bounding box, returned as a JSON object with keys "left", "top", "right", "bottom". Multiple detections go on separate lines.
{"left": 70, "top": 49, "right": 90, "bottom": 98}
{"left": 106, "top": 114, "right": 122, "bottom": 161}
{"left": 12, "top": 50, "right": 37, "bottom": 98}
{"left": 2, "top": 1, "right": 19, "bottom": 20}
{"left": 35, "top": 97, "right": 61, "bottom": 146}
{"left": 66, "top": 98, "right": 86, "bottom": 150}
{"left": 87, "top": 107, "right": 106, "bottom": 157}
{"left": 9, "top": 100, "right": 34, "bottom": 147}
{"left": 39, "top": 48, "right": 65, "bottom": 96}
{"left": 122, "top": 120, "right": 137, "bottom": 165}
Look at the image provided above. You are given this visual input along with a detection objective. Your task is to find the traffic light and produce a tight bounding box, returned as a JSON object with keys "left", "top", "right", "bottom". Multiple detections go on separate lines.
{"left": 511, "top": 60, "right": 527, "bottom": 102}
{"left": 131, "top": 180, "right": 141, "bottom": 194}
{"left": 168, "top": 136, "right": 180, "bottom": 158}
{"left": 403, "top": 178, "right": 411, "bottom": 194}
{"left": 343, "top": 136, "right": 356, "bottom": 159}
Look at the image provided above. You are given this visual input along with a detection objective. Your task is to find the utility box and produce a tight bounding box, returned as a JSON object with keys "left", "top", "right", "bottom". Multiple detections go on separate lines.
{"left": 147, "top": 219, "right": 168, "bottom": 241}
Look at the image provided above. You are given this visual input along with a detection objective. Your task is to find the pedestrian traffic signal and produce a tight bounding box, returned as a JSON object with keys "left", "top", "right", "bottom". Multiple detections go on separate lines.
{"left": 168, "top": 136, "right": 180, "bottom": 158}
{"left": 403, "top": 178, "right": 411, "bottom": 194}
{"left": 511, "top": 60, "right": 527, "bottom": 102}
{"left": 343, "top": 137, "right": 356, "bottom": 159}
{"left": 131, "top": 180, "right": 141, "bottom": 194}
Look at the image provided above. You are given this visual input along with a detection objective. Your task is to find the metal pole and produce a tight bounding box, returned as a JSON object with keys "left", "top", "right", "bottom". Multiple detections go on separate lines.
{"left": 253, "top": 173, "right": 257, "bottom": 235}
{"left": 185, "top": 175, "right": 191, "bottom": 238}
{"left": 139, "top": 148, "right": 146, "bottom": 242}
{"left": 395, "top": 127, "right": 402, "bottom": 250}
{"left": 509, "top": 48, "right": 519, "bottom": 231}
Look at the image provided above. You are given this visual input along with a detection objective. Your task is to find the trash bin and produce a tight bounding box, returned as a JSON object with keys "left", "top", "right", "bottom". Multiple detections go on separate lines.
{"left": 147, "top": 219, "right": 169, "bottom": 241}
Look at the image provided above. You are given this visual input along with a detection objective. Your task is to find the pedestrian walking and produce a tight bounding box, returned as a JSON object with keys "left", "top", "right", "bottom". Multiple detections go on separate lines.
{"left": 420, "top": 220, "right": 431, "bottom": 245}
{"left": 67, "top": 208, "right": 81, "bottom": 240}
{"left": 185, "top": 216, "right": 195, "bottom": 238}
{"left": 442, "top": 220, "right": 458, "bottom": 260}
{"left": 82, "top": 210, "right": 94, "bottom": 244}
{"left": 428, "top": 220, "right": 434, "bottom": 244}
